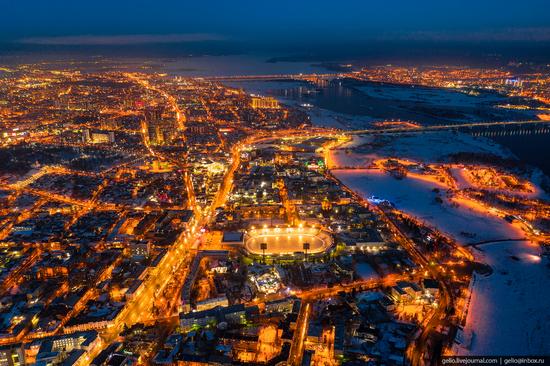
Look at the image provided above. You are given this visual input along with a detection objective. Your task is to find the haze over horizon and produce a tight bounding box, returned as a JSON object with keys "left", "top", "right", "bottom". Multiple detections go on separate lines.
{"left": 1, "top": 0, "right": 550, "bottom": 64}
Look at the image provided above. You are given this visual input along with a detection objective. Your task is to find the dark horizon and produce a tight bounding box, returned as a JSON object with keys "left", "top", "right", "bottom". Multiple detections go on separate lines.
{"left": 1, "top": 0, "right": 550, "bottom": 66}
{"left": 2, "top": 39, "right": 550, "bottom": 68}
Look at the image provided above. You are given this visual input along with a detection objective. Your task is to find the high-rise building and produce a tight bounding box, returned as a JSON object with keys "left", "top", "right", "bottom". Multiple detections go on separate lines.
{"left": 144, "top": 106, "right": 176, "bottom": 145}
{"left": 144, "top": 106, "right": 163, "bottom": 124}
{"left": 144, "top": 106, "right": 164, "bottom": 145}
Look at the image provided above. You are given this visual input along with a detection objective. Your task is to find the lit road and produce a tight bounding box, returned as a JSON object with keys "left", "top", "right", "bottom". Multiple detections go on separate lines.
{"left": 285, "top": 276, "right": 404, "bottom": 365}
{"left": 94, "top": 130, "right": 317, "bottom": 357}
{"left": 127, "top": 73, "right": 196, "bottom": 212}
{"left": 88, "top": 125, "right": 442, "bottom": 364}
{"left": 289, "top": 302, "right": 310, "bottom": 366}
{"left": 90, "top": 74, "right": 255, "bottom": 362}
{"left": 324, "top": 150, "right": 454, "bottom": 366}
{"left": 124, "top": 73, "right": 187, "bottom": 131}
{"left": 84, "top": 118, "right": 545, "bottom": 364}
{"left": 94, "top": 124, "right": 530, "bottom": 364}
{"left": 87, "top": 75, "right": 198, "bottom": 361}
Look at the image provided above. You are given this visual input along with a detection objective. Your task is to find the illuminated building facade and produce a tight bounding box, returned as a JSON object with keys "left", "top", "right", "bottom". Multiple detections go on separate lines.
{"left": 251, "top": 96, "right": 280, "bottom": 109}
{"left": 82, "top": 129, "right": 115, "bottom": 144}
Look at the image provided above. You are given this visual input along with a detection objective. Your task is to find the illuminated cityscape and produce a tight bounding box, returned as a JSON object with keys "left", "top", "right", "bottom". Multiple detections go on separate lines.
{"left": 0, "top": 1, "right": 549, "bottom": 366}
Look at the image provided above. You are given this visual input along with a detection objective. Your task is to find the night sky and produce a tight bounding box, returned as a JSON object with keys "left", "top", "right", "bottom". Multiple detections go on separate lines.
{"left": 1, "top": 0, "right": 549, "bottom": 43}
{"left": 0, "top": 0, "right": 549, "bottom": 63}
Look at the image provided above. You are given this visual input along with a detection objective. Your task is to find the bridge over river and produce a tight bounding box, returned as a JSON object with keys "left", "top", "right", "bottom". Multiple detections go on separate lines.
{"left": 199, "top": 73, "right": 342, "bottom": 82}
{"left": 345, "top": 119, "right": 550, "bottom": 136}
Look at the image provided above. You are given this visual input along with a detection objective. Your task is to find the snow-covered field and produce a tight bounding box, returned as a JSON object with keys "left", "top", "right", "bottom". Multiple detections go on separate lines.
{"left": 355, "top": 262, "right": 379, "bottom": 280}
{"left": 335, "top": 169, "right": 522, "bottom": 243}
{"left": 335, "top": 168, "right": 549, "bottom": 355}
{"left": 304, "top": 106, "right": 376, "bottom": 129}
{"left": 455, "top": 241, "right": 550, "bottom": 355}
{"left": 330, "top": 130, "right": 550, "bottom": 356}
{"left": 329, "top": 132, "right": 513, "bottom": 169}
{"left": 355, "top": 84, "right": 504, "bottom": 108}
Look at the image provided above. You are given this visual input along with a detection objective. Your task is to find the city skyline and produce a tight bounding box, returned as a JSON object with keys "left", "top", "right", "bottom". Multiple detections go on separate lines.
{"left": 0, "top": 3, "right": 549, "bottom": 366}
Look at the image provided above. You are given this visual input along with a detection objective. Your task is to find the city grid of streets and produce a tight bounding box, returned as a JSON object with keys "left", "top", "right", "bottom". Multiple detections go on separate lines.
{"left": 0, "top": 65, "right": 549, "bottom": 365}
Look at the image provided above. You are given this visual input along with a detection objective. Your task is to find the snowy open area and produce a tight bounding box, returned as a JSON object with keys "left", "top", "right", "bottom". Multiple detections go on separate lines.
{"left": 329, "top": 132, "right": 513, "bottom": 169}
{"left": 335, "top": 169, "right": 522, "bottom": 243}
{"left": 330, "top": 131, "right": 550, "bottom": 356}
{"left": 355, "top": 261, "right": 379, "bottom": 280}
{"left": 355, "top": 84, "right": 505, "bottom": 108}
{"left": 455, "top": 240, "right": 550, "bottom": 355}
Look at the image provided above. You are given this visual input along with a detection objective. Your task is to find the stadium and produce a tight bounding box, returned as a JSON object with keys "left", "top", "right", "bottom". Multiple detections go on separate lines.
{"left": 243, "top": 226, "right": 333, "bottom": 261}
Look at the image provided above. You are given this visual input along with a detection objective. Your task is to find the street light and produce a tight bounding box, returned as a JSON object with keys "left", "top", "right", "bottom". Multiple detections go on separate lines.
{"left": 260, "top": 242, "right": 268, "bottom": 264}
{"left": 303, "top": 242, "right": 310, "bottom": 262}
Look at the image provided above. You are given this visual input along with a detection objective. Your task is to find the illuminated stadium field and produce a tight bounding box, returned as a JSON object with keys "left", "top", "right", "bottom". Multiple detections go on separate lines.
{"left": 244, "top": 227, "right": 333, "bottom": 256}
